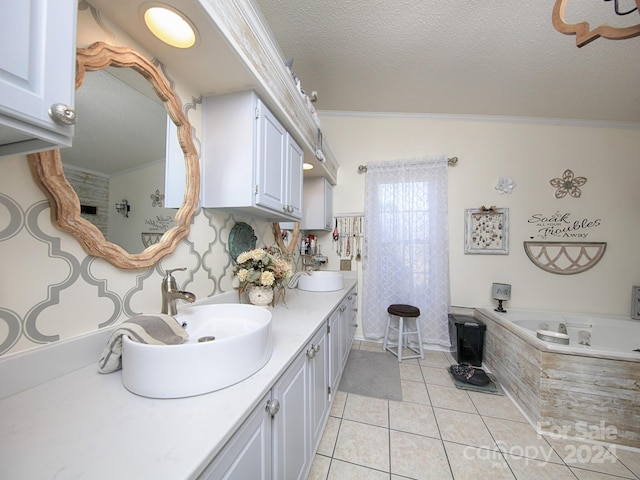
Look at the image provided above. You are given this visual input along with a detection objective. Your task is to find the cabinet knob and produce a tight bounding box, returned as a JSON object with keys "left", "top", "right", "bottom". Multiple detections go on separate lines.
{"left": 48, "top": 103, "right": 76, "bottom": 125}
{"left": 265, "top": 399, "right": 281, "bottom": 416}
{"left": 306, "top": 345, "right": 315, "bottom": 358}
{"left": 313, "top": 344, "right": 320, "bottom": 353}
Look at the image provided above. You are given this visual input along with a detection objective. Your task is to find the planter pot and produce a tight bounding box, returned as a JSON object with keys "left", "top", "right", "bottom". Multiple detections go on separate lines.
{"left": 248, "top": 285, "right": 274, "bottom": 307}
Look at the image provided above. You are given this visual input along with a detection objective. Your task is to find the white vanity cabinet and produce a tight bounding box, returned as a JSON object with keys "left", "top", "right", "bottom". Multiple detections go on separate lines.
{"left": 329, "top": 286, "right": 357, "bottom": 393}
{"left": 0, "top": 0, "right": 77, "bottom": 157}
{"left": 201, "top": 90, "right": 303, "bottom": 221}
{"left": 344, "top": 289, "right": 358, "bottom": 362}
{"left": 205, "top": 321, "right": 331, "bottom": 480}
{"left": 198, "top": 393, "right": 272, "bottom": 480}
{"left": 300, "top": 177, "right": 333, "bottom": 231}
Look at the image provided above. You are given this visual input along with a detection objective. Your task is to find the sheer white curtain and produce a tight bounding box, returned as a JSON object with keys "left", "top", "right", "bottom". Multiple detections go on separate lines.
{"left": 362, "top": 155, "right": 450, "bottom": 347}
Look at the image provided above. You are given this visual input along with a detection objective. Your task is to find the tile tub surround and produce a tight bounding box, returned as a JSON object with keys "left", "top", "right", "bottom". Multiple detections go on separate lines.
{"left": 0, "top": 278, "right": 356, "bottom": 479}
{"left": 476, "top": 308, "right": 640, "bottom": 449}
{"left": 310, "top": 342, "right": 640, "bottom": 480}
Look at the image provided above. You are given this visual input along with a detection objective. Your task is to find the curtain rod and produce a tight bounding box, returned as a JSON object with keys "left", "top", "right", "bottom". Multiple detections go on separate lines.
{"left": 357, "top": 156, "right": 458, "bottom": 173}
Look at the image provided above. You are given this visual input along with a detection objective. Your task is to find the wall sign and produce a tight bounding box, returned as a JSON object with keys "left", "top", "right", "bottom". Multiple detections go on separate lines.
{"left": 525, "top": 210, "right": 606, "bottom": 274}
{"left": 527, "top": 211, "right": 602, "bottom": 240}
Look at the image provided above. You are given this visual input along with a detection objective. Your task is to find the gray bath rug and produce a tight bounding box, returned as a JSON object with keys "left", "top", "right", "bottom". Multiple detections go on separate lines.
{"left": 447, "top": 369, "right": 505, "bottom": 396}
{"left": 338, "top": 349, "right": 402, "bottom": 401}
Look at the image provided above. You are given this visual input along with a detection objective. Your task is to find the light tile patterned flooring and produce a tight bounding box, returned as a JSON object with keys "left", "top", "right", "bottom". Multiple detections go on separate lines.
{"left": 308, "top": 341, "right": 640, "bottom": 480}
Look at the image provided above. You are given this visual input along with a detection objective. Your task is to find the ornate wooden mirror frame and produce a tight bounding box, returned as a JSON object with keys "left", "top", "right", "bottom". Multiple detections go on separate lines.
{"left": 28, "top": 42, "right": 199, "bottom": 269}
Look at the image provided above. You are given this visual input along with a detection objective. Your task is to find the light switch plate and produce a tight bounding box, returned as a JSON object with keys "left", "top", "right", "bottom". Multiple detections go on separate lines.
{"left": 632, "top": 286, "right": 640, "bottom": 320}
{"left": 340, "top": 259, "right": 351, "bottom": 271}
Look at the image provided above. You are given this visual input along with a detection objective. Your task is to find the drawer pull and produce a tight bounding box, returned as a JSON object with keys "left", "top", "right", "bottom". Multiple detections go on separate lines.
{"left": 266, "top": 399, "right": 281, "bottom": 416}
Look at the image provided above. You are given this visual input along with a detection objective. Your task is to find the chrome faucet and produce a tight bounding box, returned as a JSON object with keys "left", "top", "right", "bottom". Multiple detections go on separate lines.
{"left": 161, "top": 268, "right": 196, "bottom": 315}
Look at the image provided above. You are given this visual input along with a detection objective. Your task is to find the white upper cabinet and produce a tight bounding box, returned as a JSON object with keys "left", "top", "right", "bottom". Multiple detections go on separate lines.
{"left": 301, "top": 177, "right": 333, "bottom": 231}
{"left": 201, "top": 90, "right": 303, "bottom": 221}
{"left": 0, "top": 0, "right": 77, "bottom": 157}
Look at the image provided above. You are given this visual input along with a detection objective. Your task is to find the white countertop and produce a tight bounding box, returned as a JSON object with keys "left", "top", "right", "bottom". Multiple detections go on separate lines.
{"left": 0, "top": 278, "right": 356, "bottom": 480}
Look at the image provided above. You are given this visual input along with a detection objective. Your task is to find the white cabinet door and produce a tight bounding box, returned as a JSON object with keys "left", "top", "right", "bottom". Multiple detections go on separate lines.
{"left": 199, "top": 393, "right": 272, "bottom": 480}
{"left": 308, "top": 325, "right": 329, "bottom": 450}
{"left": 0, "top": 0, "right": 76, "bottom": 156}
{"left": 328, "top": 308, "right": 342, "bottom": 394}
{"left": 285, "top": 135, "right": 303, "bottom": 219}
{"left": 343, "top": 289, "right": 358, "bottom": 367}
{"left": 300, "top": 177, "right": 333, "bottom": 231}
{"left": 323, "top": 178, "right": 334, "bottom": 230}
{"left": 272, "top": 350, "right": 309, "bottom": 480}
{"left": 256, "top": 104, "right": 287, "bottom": 213}
{"left": 329, "top": 287, "right": 358, "bottom": 394}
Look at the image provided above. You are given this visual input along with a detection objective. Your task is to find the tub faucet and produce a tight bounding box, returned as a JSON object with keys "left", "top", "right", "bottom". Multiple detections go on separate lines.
{"left": 161, "top": 268, "right": 196, "bottom": 316}
{"left": 558, "top": 323, "right": 568, "bottom": 335}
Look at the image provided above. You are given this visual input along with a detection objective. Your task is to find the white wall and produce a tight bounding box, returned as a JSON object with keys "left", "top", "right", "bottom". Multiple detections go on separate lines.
{"left": 318, "top": 113, "right": 640, "bottom": 317}
{"left": 108, "top": 161, "right": 175, "bottom": 253}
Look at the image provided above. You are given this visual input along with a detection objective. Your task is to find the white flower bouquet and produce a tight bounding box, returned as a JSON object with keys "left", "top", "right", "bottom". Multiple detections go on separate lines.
{"left": 234, "top": 247, "right": 292, "bottom": 305}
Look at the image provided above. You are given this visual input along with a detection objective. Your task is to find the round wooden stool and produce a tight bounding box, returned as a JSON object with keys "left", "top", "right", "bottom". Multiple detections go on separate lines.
{"left": 383, "top": 304, "right": 424, "bottom": 362}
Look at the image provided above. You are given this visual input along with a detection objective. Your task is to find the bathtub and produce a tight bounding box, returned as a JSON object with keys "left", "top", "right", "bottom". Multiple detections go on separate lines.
{"left": 475, "top": 308, "right": 640, "bottom": 448}
{"left": 500, "top": 310, "right": 640, "bottom": 360}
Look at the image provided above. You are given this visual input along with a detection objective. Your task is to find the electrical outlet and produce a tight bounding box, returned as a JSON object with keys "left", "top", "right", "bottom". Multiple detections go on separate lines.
{"left": 632, "top": 286, "right": 640, "bottom": 320}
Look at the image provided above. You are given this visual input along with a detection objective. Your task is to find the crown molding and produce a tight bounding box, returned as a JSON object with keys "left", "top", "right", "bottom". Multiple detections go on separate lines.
{"left": 318, "top": 110, "right": 640, "bottom": 130}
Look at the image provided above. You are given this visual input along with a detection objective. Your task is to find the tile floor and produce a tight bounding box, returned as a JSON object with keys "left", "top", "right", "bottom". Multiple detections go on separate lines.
{"left": 307, "top": 341, "right": 640, "bottom": 480}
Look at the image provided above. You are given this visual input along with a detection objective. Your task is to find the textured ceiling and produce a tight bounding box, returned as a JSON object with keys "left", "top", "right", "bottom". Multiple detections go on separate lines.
{"left": 255, "top": 0, "right": 640, "bottom": 125}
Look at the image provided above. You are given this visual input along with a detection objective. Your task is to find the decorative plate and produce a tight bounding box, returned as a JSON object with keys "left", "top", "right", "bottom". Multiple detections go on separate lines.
{"left": 229, "top": 222, "right": 257, "bottom": 263}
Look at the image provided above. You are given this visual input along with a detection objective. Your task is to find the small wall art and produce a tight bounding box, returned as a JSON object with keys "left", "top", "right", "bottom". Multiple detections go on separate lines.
{"left": 465, "top": 207, "right": 509, "bottom": 254}
{"left": 549, "top": 169, "right": 587, "bottom": 199}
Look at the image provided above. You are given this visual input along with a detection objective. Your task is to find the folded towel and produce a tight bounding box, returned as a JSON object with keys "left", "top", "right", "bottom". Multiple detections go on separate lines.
{"left": 287, "top": 271, "right": 311, "bottom": 288}
{"left": 98, "top": 314, "right": 188, "bottom": 374}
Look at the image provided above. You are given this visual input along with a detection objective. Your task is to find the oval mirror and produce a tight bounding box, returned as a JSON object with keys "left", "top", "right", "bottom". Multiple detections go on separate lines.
{"left": 28, "top": 42, "right": 199, "bottom": 269}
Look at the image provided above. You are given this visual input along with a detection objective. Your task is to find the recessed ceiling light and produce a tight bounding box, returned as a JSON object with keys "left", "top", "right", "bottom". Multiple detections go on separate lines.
{"left": 303, "top": 163, "right": 314, "bottom": 170}
{"left": 143, "top": 4, "right": 197, "bottom": 48}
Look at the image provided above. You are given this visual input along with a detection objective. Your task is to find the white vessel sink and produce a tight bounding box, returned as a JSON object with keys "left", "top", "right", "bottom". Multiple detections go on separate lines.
{"left": 297, "top": 271, "right": 344, "bottom": 292}
{"left": 121, "top": 304, "right": 272, "bottom": 398}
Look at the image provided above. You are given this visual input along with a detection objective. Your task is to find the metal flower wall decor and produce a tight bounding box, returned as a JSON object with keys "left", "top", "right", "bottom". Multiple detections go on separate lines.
{"left": 150, "top": 189, "right": 165, "bottom": 207}
{"left": 549, "top": 169, "right": 587, "bottom": 199}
